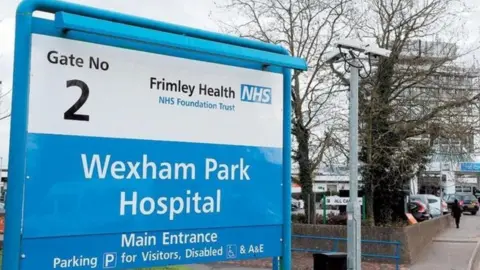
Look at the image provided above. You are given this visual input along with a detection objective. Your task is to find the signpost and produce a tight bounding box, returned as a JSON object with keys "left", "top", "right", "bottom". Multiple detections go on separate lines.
{"left": 3, "top": 1, "right": 307, "bottom": 269}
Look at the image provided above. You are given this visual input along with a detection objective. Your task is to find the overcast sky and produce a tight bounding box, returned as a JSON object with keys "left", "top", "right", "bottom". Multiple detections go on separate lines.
{"left": 0, "top": 0, "right": 222, "bottom": 169}
{"left": 0, "top": 0, "right": 479, "bottom": 169}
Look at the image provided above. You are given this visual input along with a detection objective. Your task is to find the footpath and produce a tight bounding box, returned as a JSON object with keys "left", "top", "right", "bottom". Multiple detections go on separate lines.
{"left": 188, "top": 216, "right": 480, "bottom": 270}
{"left": 174, "top": 216, "right": 480, "bottom": 270}
{"left": 411, "top": 214, "right": 480, "bottom": 270}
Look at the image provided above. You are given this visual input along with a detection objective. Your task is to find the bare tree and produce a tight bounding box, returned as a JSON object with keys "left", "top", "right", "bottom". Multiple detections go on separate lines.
{"left": 0, "top": 16, "right": 11, "bottom": 121}
{"left": 332, "top": 0, "right": 480, "bottom": 224}
{"left": 214, "top": 0, "right": 354, "bottom": 221}
{"left": 0, "top": 89, "right": 11, "bottom": 120}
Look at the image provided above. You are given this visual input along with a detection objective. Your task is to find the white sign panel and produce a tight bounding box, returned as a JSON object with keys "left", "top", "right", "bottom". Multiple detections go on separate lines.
{"left": 28, "top": 34, "right": 284, "bottom": 147}
{"left": 326, "top": 196, "right": 363, "bottom": 206}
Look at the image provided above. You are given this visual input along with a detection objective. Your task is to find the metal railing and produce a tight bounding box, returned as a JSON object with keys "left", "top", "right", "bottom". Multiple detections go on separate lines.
{"left": 291, "top": 234, "right": 402, "bottom": 270}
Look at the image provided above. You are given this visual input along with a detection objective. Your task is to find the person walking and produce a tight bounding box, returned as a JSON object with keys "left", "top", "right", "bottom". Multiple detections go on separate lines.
{"left": 451, "top": 199, "right": 462, "bottom": 229}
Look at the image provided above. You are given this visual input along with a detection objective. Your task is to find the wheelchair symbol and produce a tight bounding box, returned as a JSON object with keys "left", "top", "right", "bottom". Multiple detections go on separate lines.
{"left": 226, "top": 245, "right": 237, "bottom": 259}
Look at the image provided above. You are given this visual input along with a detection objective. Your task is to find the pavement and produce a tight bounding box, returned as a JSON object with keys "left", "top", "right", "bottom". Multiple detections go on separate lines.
{"left": 186, "top": 214, "right": 480, "bottom": 270}
{"left": 411, "top": 214, "right": 480, "bottom": 270}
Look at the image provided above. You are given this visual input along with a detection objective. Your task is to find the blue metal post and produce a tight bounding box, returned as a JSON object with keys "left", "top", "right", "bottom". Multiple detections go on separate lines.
{"left": 2, "top": 5, "right": 33, "bottom": 270}
{"left": 333, "top": 240, "right": 339, "bottom": 252}
{"left": 395, "top": 243, "right": 400, "bottom": 270}
{"left": 281, "top": 68, "right": 292, "bottom": 269}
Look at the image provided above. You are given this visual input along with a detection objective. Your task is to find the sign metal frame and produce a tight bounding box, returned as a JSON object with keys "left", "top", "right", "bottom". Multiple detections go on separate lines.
{"left": 4, "top": 0, "right": 307, "bottom": 269}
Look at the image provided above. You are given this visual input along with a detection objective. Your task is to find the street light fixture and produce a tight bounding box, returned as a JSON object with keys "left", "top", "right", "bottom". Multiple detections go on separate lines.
{"left": 326, "top": 39, "right": 391, "bottom": 270}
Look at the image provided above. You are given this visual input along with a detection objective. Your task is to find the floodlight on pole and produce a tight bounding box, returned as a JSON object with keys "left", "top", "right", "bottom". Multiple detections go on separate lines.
{"left": 326, "top": 39, "right": 391, "bottom": 270}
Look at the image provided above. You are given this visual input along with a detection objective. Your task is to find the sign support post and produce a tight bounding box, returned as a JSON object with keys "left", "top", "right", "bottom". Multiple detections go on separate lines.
{"left": 323, "top": 194, "right": 327, "bottom": 224}
{"left": 362, "top": 196, "right": 366, "bottom": 220}
{"left": 3, "top": 1, "right": 307, "bottom": 270}
{"left": 281, "top": 68, "right": 293, "bottom": 269}
{"left": 3, "top": 7, "right": 34, "bottom": 270}
{"left": 347, "top": 62, "right": 362, "bottom": 270}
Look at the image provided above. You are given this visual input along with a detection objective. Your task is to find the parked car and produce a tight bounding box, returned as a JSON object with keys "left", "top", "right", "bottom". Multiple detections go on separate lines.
{"left": 441, "top": 199, "right": 449, "bottom": 215}
{"left": 410, "top": 194, "right": 442, "bottom": 218}
{"left": 444, "top": 194, "right": 458, "bottom": 211}
{"left": 456, "top": 194, "right": 479, "bottom": 215}
{"left": 408, "top": 201, "right": 431, "bottom": 222}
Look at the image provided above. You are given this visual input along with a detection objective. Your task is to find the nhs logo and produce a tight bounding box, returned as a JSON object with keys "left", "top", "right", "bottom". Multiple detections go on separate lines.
{"left": 240, "top": 84, "right": 272, "bottom": 104}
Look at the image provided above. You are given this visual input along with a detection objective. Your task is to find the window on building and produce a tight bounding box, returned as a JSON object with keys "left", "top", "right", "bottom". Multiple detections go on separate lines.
{"left": 327, "top": 184, "right": 337, "bottom": 192}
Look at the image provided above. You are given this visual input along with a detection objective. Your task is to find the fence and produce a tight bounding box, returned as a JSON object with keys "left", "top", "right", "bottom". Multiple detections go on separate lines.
{"left": 291, "top": 234, "right": 401, "bottom": 270}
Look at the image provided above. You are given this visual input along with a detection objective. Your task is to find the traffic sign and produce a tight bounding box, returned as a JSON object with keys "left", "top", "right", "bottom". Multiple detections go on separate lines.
{"left": 4, "top": 1, "right": 307, "bottom": 270}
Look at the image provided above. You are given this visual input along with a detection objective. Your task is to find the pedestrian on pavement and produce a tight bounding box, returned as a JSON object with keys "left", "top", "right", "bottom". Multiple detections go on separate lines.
{"left": 451, "top": 199, "right": 462, "bottom": 229}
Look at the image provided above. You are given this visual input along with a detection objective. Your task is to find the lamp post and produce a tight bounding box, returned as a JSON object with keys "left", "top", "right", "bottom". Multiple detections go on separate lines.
{"left": 326, "top": 40, "right": 391, "bottom": 270}
{"left": 346, "top": 57, "right": 361, "bottom": 269}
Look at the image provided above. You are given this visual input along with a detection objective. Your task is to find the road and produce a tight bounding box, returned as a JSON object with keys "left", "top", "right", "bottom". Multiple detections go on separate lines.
{"left": 411, "top": 213, "right": 480, "bottom": 270}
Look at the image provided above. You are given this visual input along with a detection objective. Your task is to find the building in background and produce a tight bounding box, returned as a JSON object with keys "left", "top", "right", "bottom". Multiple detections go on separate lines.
{"left": 291, "top": 40, "right": 480, "bottom": 197}
{"left": 291, "top": 164, "right": 362, "bottom": 198}
{"left": 396, "top": 40, "right": 480, "bottom": 195}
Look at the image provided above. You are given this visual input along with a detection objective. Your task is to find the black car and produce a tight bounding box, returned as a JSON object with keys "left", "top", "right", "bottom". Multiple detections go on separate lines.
{"left": 444, "top": 194, "right": 459, "bottom": 211}
{"left": 456, "top": 194, "right": 479, "bottom": 215}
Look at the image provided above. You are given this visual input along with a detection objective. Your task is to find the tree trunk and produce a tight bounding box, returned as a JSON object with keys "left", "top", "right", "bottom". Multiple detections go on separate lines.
{"left": 365, "top": 99, "right": 375, "bottom": 225}
{"left": 365, "top": 188, "right": 375, "bottom": 226}
{"left": 299, "top": 166, "right": 315, "bottom": 223}
{"left": 297, "top": 127, "right": 315, "bottom": 223}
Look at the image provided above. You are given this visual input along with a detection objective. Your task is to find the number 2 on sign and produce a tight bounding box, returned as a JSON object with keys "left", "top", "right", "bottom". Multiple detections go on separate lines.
{"left": 64, "top": 79, "right": 90, "bottom": 121}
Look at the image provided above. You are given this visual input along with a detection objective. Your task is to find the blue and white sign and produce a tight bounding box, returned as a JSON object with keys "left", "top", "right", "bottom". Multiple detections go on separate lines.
{"left": 4, "top": 1, "right": 307, "bottom": 270}
{"left": 460, "top": 162, "right": 480, "bottom": 172}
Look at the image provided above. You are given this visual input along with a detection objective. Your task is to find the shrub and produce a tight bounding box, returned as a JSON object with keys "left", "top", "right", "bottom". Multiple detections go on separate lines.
{"left": 291, "top": 213, "right": 325, "bottom": 224}
{"left": 292, "top": 212, "right": 374, "bottom": 226}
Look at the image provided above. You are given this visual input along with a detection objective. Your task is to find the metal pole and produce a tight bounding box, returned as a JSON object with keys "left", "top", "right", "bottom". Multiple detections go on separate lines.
{"left": 281, "top": 68, "right": 292, "bottom": 270}
{"left": 347, "top": 63, "right": 361, "bottom": 270}
{"left": 362, "top": 195, "right": 366, "bottom": 220}
{"left": 440, "top": 164, "right": 443, "bottom": 199}
{"left": 313, "top": 192, "right": 317, "bottom": 224}
{"left": 323, "top": 194, "right": 327, "bottom": 224}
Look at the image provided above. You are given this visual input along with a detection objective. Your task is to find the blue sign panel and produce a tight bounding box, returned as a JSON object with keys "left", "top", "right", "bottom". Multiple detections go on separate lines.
{"left": 4, "top": 1, "right": 307, "bottom": 270}
{"left": 22, "top": 226, "right": 281, "bottom": 269}
{"left": 460, "top": 162, "right": 480, "bottom": 172}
